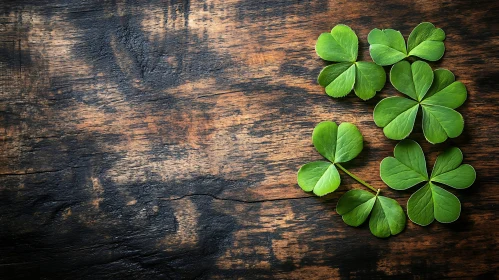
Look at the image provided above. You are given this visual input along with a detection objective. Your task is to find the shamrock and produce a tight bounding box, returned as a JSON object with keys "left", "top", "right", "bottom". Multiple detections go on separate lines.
{"left": 297, "top": 121, "right": 363, "bottom": 196}
{"left": 301, "top": 22, "right": 476, "bottom": 238}
{"left": 316, "top": 24, "right": 386, "bottom": 100}
{"left": 380, "top": 140, "right": 476, "bottom": 226}
{"left": 297, "top": 121, "right": 407, "bottom": 237}
{"left": 337, "top": 189, "right": 406, "bottom": 238}
{"left": 369, "top": 22, "right": 445, "bottom": 66}
{"left": 373, "top": 60, "right": 467, "bottom": 144}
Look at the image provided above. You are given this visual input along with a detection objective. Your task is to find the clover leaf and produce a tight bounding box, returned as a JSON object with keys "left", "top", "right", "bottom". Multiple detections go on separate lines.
{"left": 337, "top": 189, "right": 406, "bottom": 238}
{"left": 380, "top": 140, "right": 476, "bottom": 226}
{"left": 368, "top": 28, "right": 407, "bottom": 66}
{"left": 407, "top": 22, "right": 446, "bottom": 61}
{"left": 316, "top": 25, "right": 386, "bottom": 100}
{"left": 316, "top": 24, "right": 358, "bottom": 62}
{"left": 297, "top": 121, "right": 363, "bottom": 196}
{"left": 373, "top": 61, "right": 467, "bottom": 144}
{"left": 368, "top": 22, "right": 445, "bottom": 66}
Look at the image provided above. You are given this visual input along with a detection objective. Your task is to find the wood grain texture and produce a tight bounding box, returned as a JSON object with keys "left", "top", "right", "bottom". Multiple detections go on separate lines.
{"left": 0, "top": 0, "right": 498, "bottom": 279}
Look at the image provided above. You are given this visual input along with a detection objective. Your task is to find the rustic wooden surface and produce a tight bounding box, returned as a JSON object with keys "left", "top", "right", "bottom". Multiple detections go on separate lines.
{"left": 0, "top": 0, "right": 498, "bottom": 279}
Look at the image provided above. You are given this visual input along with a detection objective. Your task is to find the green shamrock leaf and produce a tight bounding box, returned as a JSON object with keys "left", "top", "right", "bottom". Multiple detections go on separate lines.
{"left": 368, "top": 28, "right": 407, "bottom": 66}
{"left": 380, "top": 140, "right": 476, "bottom": 226}
{"left": 316, "top": 24, "right": 386, "bottom": 100}
{"left": 368, "top": 22, "right": 445, "bottom": 66}
{"left": 407, "top": 22, "right": 446, "bottom": 61}
{"left": 373, "top": 61, "right": 467, "bottom": 144}
{"left": 297, "top": 121, "right": 363, "bottom": 196}
{"left": 297, "top": 161, "right": 341, "bottom": 197}
{"left": 316, "top": 24, "right": 358, "bottom": 62}
{"left": 336, "top": 189, "right": 406, "bottom": 238}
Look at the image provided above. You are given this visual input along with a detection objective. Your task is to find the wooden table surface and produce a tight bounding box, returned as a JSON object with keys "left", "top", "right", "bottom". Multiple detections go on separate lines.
{"left": 0, "top": 0, "right": 498, "bottom": 279}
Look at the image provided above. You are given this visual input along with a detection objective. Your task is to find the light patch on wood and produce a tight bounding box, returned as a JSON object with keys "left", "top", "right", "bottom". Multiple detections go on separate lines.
{"left": 90, "top": 177, "right": 104, "bottom": 209}
{"left": 161, "top": 199, "right": 200, "bottom": 249}
{"left": 108, "top": 35, "right": 149, "bottom": 91}
{"left": 261, "top": 202, "right": 309, "bottom": 265}
{"left": 376, "top": 258, "right": 411, "bottom": 276}
{"left": 140, "top": 6, "right": 166, "bottom": 42}
{"left": 115, "top": 1, "right": 127, "bottom": 17}
{"left": 26, "top": 13, "right": 93, "bottom": 78}
{"left": 170, "top": 77, "right": 221, "bottom": 99}
{"left": 243, "top": 50, "right": 286, "bottom": 67}
{"left": 412, "top": 0, "right": 442, "bottom": 13}
{"left": 90, "top": 198, "right": 103, "bottom": 209}
{"left": 188, "top": 0, "right": 231, "bottom": 36}
{"left": 62, "top": 208, "right": 72, "bottom": 219}
{"left": 276, "top": 266, "right": 340, "bottom": 279}
{"left": 126, "top": 199, "right": 137, "bottom": 206}
{"left": 215, "top": 228, "right": 272, "bottom": 270}
{"left": 271, "top": 238, "right": 309, "bottom": 265}
{"left": 91, "top": 177, "right": 104, "bottom": 193}
{"left": 215, "top": 201, "right": 274, "bottom": 270}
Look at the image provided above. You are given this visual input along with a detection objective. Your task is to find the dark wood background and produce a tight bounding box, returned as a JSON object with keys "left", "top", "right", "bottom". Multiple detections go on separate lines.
{"left": 0, "top": 0, "right": 498, "bottom": 279}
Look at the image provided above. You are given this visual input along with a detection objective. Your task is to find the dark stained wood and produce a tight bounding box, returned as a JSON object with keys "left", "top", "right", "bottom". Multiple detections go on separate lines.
{"left": 0, "top": 0, "right": 498, "bottom": 279}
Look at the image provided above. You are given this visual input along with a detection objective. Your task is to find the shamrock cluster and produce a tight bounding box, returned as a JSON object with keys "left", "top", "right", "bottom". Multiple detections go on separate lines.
{"left": 297, "top": 22, "right": 476, "bottom": 238}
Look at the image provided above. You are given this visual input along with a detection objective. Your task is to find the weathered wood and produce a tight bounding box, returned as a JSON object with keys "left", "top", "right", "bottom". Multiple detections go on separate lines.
{"left": 0, "top": 0, "right": 498, "bottom": 279}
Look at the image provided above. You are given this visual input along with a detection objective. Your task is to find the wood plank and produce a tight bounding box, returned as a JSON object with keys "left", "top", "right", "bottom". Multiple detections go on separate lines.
{"left": 0, "top": 0, "right": 498, "bottom": 278}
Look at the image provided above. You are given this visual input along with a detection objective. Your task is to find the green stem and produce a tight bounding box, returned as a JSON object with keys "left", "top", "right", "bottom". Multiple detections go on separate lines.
{"left": 335, "top": 163, "right": 379, "bottom": 194}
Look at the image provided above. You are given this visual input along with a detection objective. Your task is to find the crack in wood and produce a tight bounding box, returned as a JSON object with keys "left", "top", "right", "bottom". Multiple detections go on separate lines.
{"left": 159, "top": 193, "right": 315, "bottom": 203}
